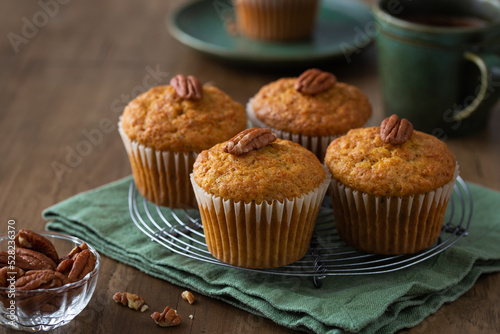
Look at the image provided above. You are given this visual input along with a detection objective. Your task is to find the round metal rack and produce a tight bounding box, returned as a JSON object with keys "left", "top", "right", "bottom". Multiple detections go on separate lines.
{"left": 128, "top": 176, "right": 472, "bottom": 287}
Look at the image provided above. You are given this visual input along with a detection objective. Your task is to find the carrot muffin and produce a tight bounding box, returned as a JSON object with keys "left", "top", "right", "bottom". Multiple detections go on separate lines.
{"left": 191, "top": 128, "right": 331, "bottom": 268}
{"left": 248, "top": 69, "right": 372, "bottom": 160}
{"left": 119, "top": 74, "right": 247, "bottom": 208}
{"left": 234, "top": 0, "right": 319, "bottom": 42}
{"left": 324, "top": 115, "right": 458, "bottom": 255}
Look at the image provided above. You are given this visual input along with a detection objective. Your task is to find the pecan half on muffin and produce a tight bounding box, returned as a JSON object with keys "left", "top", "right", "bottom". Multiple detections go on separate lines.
{"left": 119, "top": 74, "right": 247, "bottom": 208}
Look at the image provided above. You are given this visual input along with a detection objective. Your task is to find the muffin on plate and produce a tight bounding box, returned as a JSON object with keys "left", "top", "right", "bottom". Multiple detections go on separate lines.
{"left": 233, "top": 0, "right": 319, "bottom": 41}
{"left": 248, "top": 69, "right": 372, "bottom": 160}
{"left": 119, "top": 74, "right": 247, "bottom": 208}
{"left": 191, "top": 128, "right": 331, "bottom": 268}
{"left": 324, "top": 115, "right": 458, "bottom": 255}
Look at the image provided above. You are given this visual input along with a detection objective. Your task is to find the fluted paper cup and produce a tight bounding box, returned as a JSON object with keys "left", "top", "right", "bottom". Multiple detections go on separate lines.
{"left": 329, "top": 164, "right": 459, "bottom": 255}
{"left": 247, "top": 99, "right": 340, "bottom": 161}
{"left": 118, "top": 120, "right": 197, "bottom": 208}
{"left": 190, "top": 168, "right": 331, "bottom": 269}
{"left": 234, "top": 0, "right": 319, "bottom": 41}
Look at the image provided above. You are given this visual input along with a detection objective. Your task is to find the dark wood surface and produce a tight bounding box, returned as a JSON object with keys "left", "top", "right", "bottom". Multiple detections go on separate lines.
{"left": 1, "top": 0, "right": 499, "bottom": 333}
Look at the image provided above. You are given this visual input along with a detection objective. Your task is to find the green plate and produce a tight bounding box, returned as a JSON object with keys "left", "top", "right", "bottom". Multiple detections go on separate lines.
{"left": 167, "top": 0, "right": 373, "bottom": 64}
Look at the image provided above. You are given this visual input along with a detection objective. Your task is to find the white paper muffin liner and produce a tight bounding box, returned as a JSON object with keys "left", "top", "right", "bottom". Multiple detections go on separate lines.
{"left": 190, "top": 167, "right": 331, "bottom": 269}
{"left": 118, "top": 120, "right": 198, "bottom": 208}
{"left": 329, "top": 164, "right": 459, "bottom": 255}
{"left": 234, "top": 0, "right": 319, "bottom": 41}
{"left": 247, "top": 98, "right": 343, "bottom": 161}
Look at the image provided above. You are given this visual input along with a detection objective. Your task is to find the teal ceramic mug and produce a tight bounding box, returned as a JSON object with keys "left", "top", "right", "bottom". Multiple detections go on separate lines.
{"left": 373, "top": 0, "right": 500, "bottom": 137}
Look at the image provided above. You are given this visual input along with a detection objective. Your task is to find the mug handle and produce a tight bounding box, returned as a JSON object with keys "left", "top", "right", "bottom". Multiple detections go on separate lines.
{"left": 453, "top": 52, "right": 500, "bottom": 121}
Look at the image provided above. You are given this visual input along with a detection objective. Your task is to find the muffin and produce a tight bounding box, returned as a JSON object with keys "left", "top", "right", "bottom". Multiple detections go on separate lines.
{"left": 191, "top": 128, "right": 331, "bottom": 268}
{"left": 119, "top": 74, "right": 247, "bottom": 208}
{"left": 233, "top": 0, "right": 319, "bottom": 41}
{"left": 324, "top": 115, "right": 458, "bottom": 255}
{"left": 248, "top": 69, "right": 372, "bottom": 160}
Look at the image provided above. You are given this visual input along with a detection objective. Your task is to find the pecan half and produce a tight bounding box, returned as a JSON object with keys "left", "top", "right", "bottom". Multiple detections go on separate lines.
{"left": 170, "top": 74, "right": 203, "bottom": 101}
{"left": 15, "top": 270, "right": 66, "bottom": 290}
{"left": 151, "top": 306, "right": 182, "bottom": 327}
{"left": 67, "top": 249, "right": 96, "bottom": 283}
{"left": 380, "top": 114, "right": 414, "bottom": 145}
{"left": 0, "top": 266, "right": 24, "bottom": 287}
{"left": 294, "top": 69, "right": 337, "bottom": 95}
{"left": 15, "top": 229, "right": 59, "bottom": 263}
{"left": 61, "top": 242, "right": 88, "bottom": 262}
{"left": 181, "top": 290, "right": 195, "bottom": 304}
{"left": 113, "top": 292, "right": 149, "bottom": 312}
{"left": 224, "top": 128, "right": 277, "bottom": 155}
{"left": 6, "top": 248, "right": 58, "bottom": 271}
{"left": 56, "top": 258, "right": 74, "bottom": 276}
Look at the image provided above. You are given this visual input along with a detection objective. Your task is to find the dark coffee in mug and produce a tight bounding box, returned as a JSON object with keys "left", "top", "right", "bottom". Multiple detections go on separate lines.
{"left": 399, "top": 14, "right": 490, "bottom": 28}
{"left": 373, "top": 0, "right": 500, "bottom": 136}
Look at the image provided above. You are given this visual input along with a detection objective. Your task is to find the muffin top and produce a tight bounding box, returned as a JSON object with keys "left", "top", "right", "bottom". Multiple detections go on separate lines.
{"left": 324, "top": 126, "right": 456, "bottom": 196}
{"left": 121, "top": 83, "right": 246, "bottom": 152}
{"left": 251, "top": 71, "right": 372, "bottom": 137}
{"left": 193, "top": 137, "right": 326, "bottom": 204}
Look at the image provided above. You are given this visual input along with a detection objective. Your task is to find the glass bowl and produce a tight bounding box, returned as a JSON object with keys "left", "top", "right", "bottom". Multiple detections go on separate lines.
{"left": 0, "top": 231, "right": 100, "bottom": 332}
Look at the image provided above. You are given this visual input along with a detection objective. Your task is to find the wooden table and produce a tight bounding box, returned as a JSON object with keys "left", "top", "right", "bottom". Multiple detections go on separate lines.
{"left": 1, "top": 0, "right": 499, "bottom": 333}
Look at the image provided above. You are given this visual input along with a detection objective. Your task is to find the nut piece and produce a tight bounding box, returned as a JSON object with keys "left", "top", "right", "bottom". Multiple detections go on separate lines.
{"left": 67, "top": 249, "right": 96, "bottom": 283}
{"left": 9, "top": 248, "right": 57, "bottom": 271}
{"left": 181, "top": 290, "right": 195, "bottom": 304}
{"left": 15, "top": 229, "right": 59, "bottom": 263}
{"left": 380, "top": 114, "right": 414, "bottom": 145}
{"left": 56, "top": 258, "right": 74, "bottom": 276}
{"left": 151, "top": 306, "right": 182, "bottom": 327}
{"left": 15, "top": 270, "right": 67, "bottom": 290}
{"left": 61, "top": 242, "right": 88, "bottom": 262}
{"left": 113, "top": 292, "right": 149, "bottom": 312}
{"left": 0, "top": 266, "right": 24, "bottom": 287}
{"left": 294, "top": 69, "right": 337, "bottom": 95}
{"left": 224, "top": 128, "right": 277, "bottom": 155}
{"left": 170, "top": 74, "right": 203, "bottom": 101}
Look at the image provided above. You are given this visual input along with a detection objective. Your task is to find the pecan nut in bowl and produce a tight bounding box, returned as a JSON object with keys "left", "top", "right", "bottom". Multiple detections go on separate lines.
{"left": 60, "top": 242, "right": 88, "bottom": 262}
{"left": 0, "top": 230, "right": 100, "bottom": 332}
{"left": 15, "top": 248, "right": 58, "bottom": 271}
{"left": 0, "top": 266, "right": 24, "bottom": 288}
{"left": 15, "top": 229, "right": 60, "bottom": 264}
{"left": 15, "top": 270, "right": 67, "bottom": 290}
{"left": 0, "top": 267, "right": 24, "bottom": 308}
{"left": 56, "top": 258, "right": 74, "bottom": 275}
{"left": 67, "top": 249, "right": 97, "bottom": 283}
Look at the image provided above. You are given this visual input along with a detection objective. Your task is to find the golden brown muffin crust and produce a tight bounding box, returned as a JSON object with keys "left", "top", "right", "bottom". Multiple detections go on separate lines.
{"left": 251, "top": 78, "right": 372, "bottom": 136}
{"left": 193, "top": 138, "right": 326, "bottom": 203}
{"left": 325, "top": 127, "right": 456, "bottom": 196}
{"left": 121, "top": 85, "right": 246, "bottom": 152}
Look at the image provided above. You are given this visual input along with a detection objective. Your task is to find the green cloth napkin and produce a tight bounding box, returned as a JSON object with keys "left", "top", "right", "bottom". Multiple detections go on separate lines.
{"left": 42, "top": 177, "right": 500, "bottom": 334}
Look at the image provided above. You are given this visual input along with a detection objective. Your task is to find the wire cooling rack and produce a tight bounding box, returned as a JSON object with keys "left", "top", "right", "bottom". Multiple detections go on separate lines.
{"left": 128, "top": 176, "right": 472, "bottom": 287}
